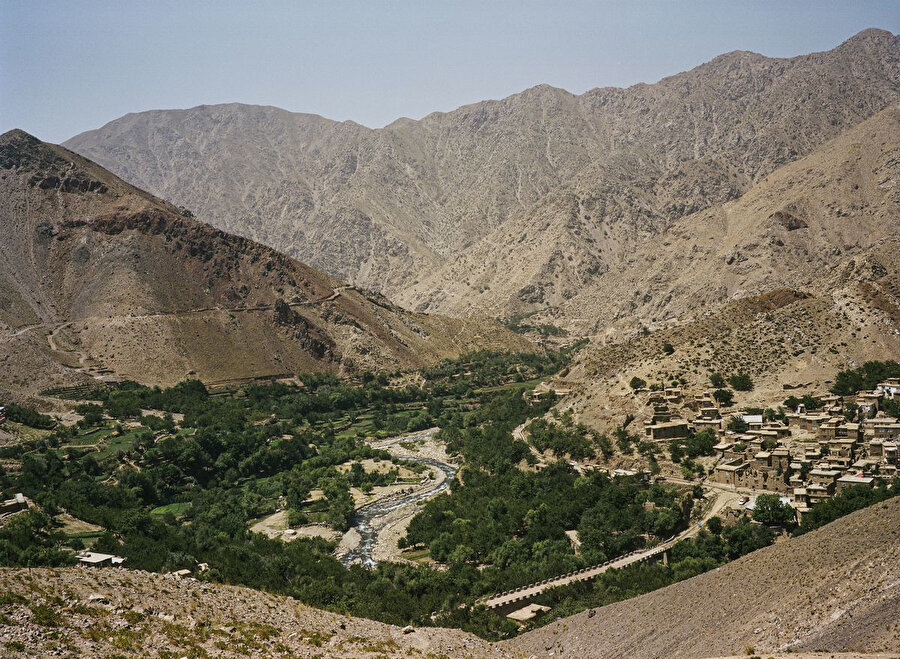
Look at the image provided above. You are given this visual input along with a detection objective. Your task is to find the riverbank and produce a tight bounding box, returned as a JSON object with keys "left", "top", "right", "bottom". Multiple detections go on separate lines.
{"left": 335, "top": 428, "right": 457, "bottom": 567}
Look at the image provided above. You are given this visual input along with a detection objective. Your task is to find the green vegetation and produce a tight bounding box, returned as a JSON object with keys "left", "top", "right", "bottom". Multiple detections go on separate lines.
{"left": 727, "top": 415, "right": 748, "bottom": 433}
{"left": 2, "top": 347, "right": 893, "bottom": 641}
{"left": 727, "top": 373, "right": 754, "bottom": 391}
{"left": 831, "top": 360, "right": 899, "bottom": 396}
{"left": 794, "top": 482, "right": 897, "bottom": 536}
{"left": 709, "top": 372, "right": 726, "bottom": 388}
{"left": 3, "top": 403, "right": 56, "bottom": 429}
{"left": 782, "top": 394, "right": 822, "bottom": 411}
{"left": 526, "top": 415, "right": 597, "bottom": 460}
{"left": 503, "top": 311, "right": 568, "bottom": 337}
{"left": 527, "top": 515, "right": 775, "bottom": 626}
{"left": 628, "top": 376, "right": 646, "bottom": 390}
{"left": 668, "top": 429, "right": 717, "bottom": 464}
{"left": 0, "top": 349, "right": 571, "bottom": 640}
{"left": 662, "top": 343, "right": 675, "bottom": 356}
{"left": 752, "top": 494, "right": 795, "bottom": 526}
{"left": 712, "top": 388, "right": 734, "bottom": 406}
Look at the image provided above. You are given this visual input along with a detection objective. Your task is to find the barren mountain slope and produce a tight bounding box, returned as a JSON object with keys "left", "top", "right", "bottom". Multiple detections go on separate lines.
{"left": 0, "top": 567, "right": 514, "bottom": 659}
{"left": 64, "top": 29, "right": 900, "bottom": 298}
{"left": 559, "top": 256, "right": 900, "bottom": 432}
{"left": 507, "top": 496, "right": 900, "bottom": 659}
{"left": 0, "top": 130, "right": 529, "bottom": 395}
{"left": 407, "top": 101, "right": 900, "bottom": 329}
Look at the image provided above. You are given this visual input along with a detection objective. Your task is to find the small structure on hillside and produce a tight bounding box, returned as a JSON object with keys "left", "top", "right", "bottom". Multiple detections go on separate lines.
{"left": 0, "top": 493, "right": 27, "bottom": 518}
{"left": 77, "top": 552, "right": 126, "bottom": 567}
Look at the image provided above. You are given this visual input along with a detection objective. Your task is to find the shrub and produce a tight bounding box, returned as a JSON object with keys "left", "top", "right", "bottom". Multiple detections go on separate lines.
{"left": 727, "top": 373, "right": 754, "bottom": 391}
{"left": 727, "top": 415, "right": 748, "bottom": 433}
{"left": 629, "top": 376, "right": 647, "bottom": 390}
{"left": 752, "top": 494, "right": 795, "bottom": 526}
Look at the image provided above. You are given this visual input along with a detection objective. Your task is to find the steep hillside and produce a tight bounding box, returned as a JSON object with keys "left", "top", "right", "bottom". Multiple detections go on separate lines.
{"left": 64, "top": 29, "right": 900, "bottom": 301}
{"left": 409, "top": 102, "right": 900, "bottom": 330}
{"left": 507, "top": 496, "right": 900, "bottom": 658}
{"left": 0, "top": 130, "right": 529, "bottom": 395}
{"left": 0, "top": 567, "right": 508, "bottom": 658}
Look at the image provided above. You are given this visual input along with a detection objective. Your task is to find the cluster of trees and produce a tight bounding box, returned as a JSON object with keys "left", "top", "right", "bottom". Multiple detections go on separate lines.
{"left": 668, "top": 429, "right": 717, "bottom": 463}
{"left": 782, "top": 394, "right": 822, "bottom": 412}
{"left": 710, "top": 372, "right": 754, "bottom": 391}
{"left": 0, "top": 349, "right": 584, "bottom": 640}
{"left": 831, "top": 360, "right": 899, "bottom": 396}
{"left": 794, "top": 481, "right": 897, "bottom": 535}
{"left": 2, "top": 403, "right": 56, "bottom": 429}
{"left": 404, "top": 384, "right": 690, "bottom": 591}
{"left": 1, "top": 346, "right": 893, "bottom": 641}
{"left": 529, "top": 513, "right": 775, "bottom": 625}
{"left": 526, "top": 417, "right": 596, "bottom": 460}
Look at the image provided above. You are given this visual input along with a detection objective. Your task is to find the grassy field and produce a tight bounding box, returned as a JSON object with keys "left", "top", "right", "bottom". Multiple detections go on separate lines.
{"left": 150, "top": 502, "right": 192, "bottom": 517}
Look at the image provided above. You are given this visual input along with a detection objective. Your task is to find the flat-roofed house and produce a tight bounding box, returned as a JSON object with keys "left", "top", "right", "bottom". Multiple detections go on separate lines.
{"left": 836, "top": 474, "right": 875, "bottom": 493}
{"left": 864, "top": 415, "right": 900, "bottom": 442}
{"left": 876, "top": 378, "right": 900, "bottom": 399}
{"left": 713, "top": 459, "right": 748, "bottom": 487}
{"left": 0, "top": 493, "right": 27, "bottom": 517}
{"left": 645, "top": 419, "right": 690, "bottom": 441}
{"left": 77, "top": 552, "right": 126, "bottom": 567}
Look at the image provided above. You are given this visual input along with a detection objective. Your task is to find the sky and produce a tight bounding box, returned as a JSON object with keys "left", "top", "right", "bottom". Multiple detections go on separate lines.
{"left": 1, "top": 1, "right": 898, "bottom": 143}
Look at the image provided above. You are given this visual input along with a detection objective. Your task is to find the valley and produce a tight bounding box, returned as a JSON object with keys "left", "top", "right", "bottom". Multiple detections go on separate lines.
{"left": 1, "top": 18, "right": 899, "bottom": 659}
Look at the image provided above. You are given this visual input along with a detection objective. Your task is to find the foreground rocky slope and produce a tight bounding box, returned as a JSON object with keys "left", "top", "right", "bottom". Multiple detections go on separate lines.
{"left": 0, "top": 130, "right": 529, "bottom": 395}
{"left": 65, "top": 29, "right": 900, "bottom": 304}
{"left": 507, "top": 496, "right": 900, "bottom": 658}
{"left": 0, "top": 567, "right": 509, "bottom": 658}
{"left": 1, "top": 497, "right": 896, "bottom": 658}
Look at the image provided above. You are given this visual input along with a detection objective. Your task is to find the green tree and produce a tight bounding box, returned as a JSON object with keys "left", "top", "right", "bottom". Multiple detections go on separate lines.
{"left": 752, "top": 494, "right": 795, "bottom": 526}
{"left": 713, "top": 389, "right": 734, "bottom": 407}
{"left": 727, "top": 415, "right": 748, "bottom": 433}
{"left": 727, "top": 373, "right": 754, "bottom": 391}
{"left": 709, "top": 372, "right": 726, "bottom": 388}
{"left": 629, "top": 376, "right": 647, "bottom": 390}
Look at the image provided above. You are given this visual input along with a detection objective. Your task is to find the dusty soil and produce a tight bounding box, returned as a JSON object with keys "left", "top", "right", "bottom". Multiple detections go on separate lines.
{"left": 506, "top": 497, "right": 900, "bottom": 659}
{"left": 0, "top": 567, "right": 516, "bottom": 658}
{"left": 248, "top": 510, "right": 340, "bottom": 543}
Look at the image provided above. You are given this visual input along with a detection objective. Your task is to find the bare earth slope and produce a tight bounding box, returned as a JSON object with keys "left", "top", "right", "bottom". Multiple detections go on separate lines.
{"left": 0, "top": 566, "right": 511, "bottom": 659}
{"left": 412, "top": 101, "right": 900, "bottom": 332}
{"left": 507, "top": 496, "right": 900, "bottom": 659}
{"left": 0, "top": 130, "right": 529, "bottom": 395}
{"left": 64, "top": 29, "right": 900, "bottom": 303}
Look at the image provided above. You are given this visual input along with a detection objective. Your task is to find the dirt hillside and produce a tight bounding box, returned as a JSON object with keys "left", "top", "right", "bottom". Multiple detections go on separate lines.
{"left": 0, "top": 130, "right": 530, "bottom": 396}
{"left": 507, "top": 496, "right": 900, "bottom": 659}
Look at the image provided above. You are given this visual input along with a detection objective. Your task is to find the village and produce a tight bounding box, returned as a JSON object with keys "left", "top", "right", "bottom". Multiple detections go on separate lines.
{"left": 639, "top": 377, "right": 900, "bottom": 522}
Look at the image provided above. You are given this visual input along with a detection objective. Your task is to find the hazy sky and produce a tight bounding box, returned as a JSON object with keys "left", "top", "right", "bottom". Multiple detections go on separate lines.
{"left": 2, "top": 1, "right": 897, "bottom": 143}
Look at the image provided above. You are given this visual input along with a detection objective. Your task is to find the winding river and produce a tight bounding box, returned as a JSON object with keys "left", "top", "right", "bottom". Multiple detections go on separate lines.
{"left": 338, "top": 454, "right": 456, "bottom": 568}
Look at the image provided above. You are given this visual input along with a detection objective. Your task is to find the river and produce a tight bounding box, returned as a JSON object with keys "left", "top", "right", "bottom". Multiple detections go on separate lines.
{"left": 337, "top": 440, "right": 456, "bottom": 568}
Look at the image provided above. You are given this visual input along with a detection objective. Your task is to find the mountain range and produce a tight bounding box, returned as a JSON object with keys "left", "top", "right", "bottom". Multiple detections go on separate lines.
{"left": 0, "top": 130, "right": 527, "bottom": 396}
{"left": 65, "top": 28, "right": 899, "bottom": 327}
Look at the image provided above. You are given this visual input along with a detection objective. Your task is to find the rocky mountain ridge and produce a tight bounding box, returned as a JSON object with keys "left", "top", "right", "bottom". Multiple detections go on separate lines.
{"left": 64, "top": 29, "right": 900, "bottom": 311}
{"left": 0, "top": 130, "right": 529, "bottom": 395}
